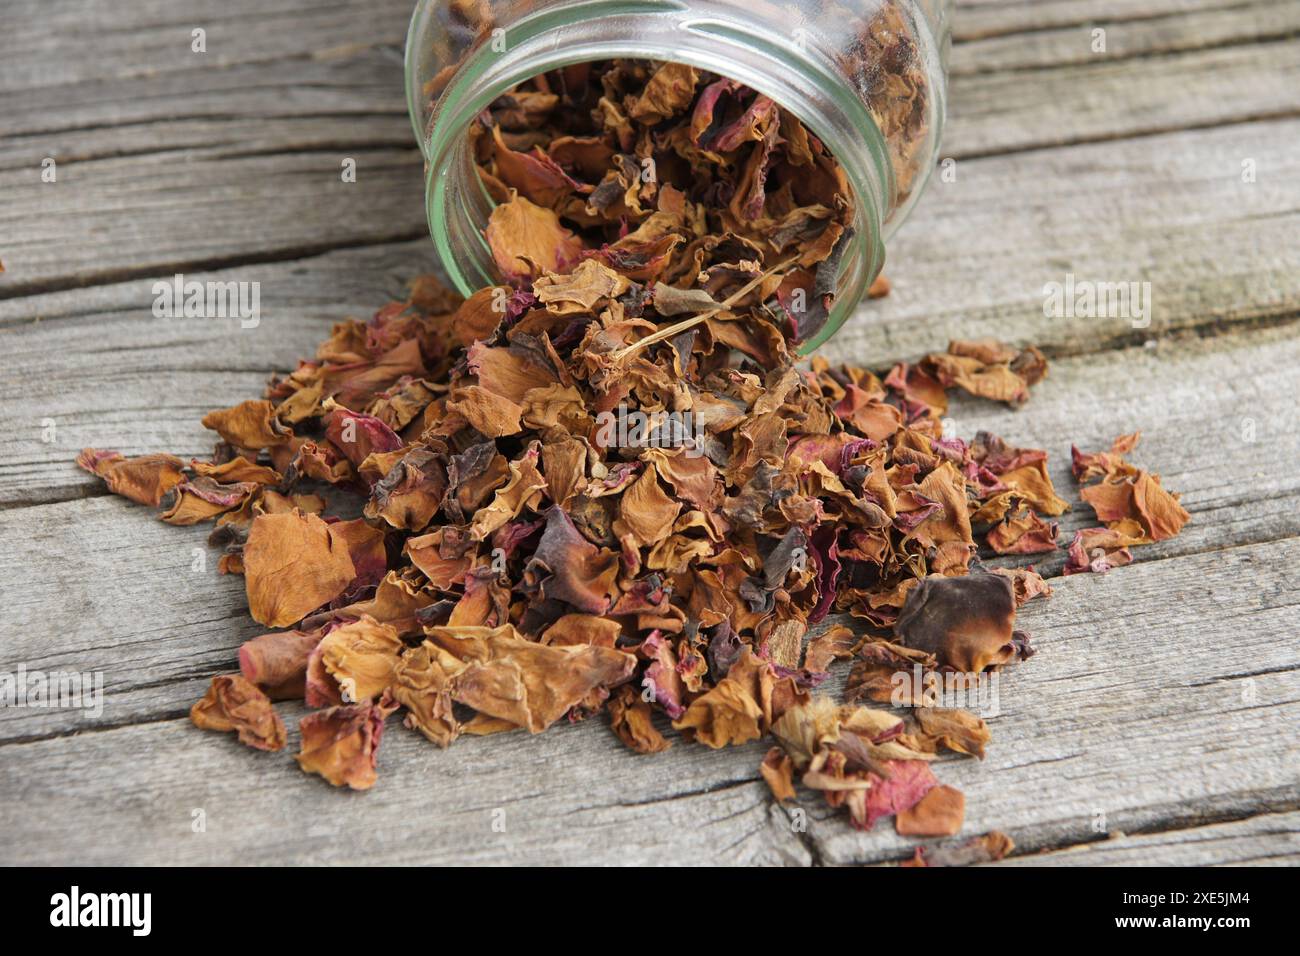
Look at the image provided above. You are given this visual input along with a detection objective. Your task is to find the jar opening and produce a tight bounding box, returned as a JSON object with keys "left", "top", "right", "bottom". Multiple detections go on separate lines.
{"left": 413, "top": 2, "right": 897, "bottom": 352}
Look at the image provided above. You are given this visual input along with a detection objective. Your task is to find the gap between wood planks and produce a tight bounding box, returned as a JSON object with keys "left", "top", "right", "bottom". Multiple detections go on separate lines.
{"left": 1002, "top": 807, "right": 1300, "bottom": 865}
{"left": 0, "top": 228, "right": 430, "bottom": 301}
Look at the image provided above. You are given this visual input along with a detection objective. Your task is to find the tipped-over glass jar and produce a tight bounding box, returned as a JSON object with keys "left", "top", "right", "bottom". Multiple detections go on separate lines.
{"left": 405, "top": 0, "right": 952, "bottom": 351}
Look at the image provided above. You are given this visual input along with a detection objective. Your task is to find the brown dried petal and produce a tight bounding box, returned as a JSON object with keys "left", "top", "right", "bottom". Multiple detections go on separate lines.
{"left": 316, "top": 615, "right": 404, "bottom": 703}
{"left": 243, "top": 511, "right": 356, "bottom": 627}
{"left": 190, "top": 674, "right": 286, "bottom": 751}
{"left": 201, "top": 399, "right": 289, "bottom": 449}
{"left": 425, "top": 624, "right": 635, "bottom": 732}
{"left": 914, "top": 707, "right": 990, "bottom": 759}
{"left": 608, "top": 684, "right": 672, "bottom": 754}
{"left": 389, "top": 644, "right": 460, "bottom": 747}
{"left": 485, "top": 192, "right": 583, "bottom": 281}
{"left": 760, "top": 746, "right": 797, "bottom": 802}
{"left": 76, "top": 449, "right": 185, "bottom": 507}
{"left": 895, "top": 573, "right": 1019, "bottom": 673}
{"left": 296, "top": 702, "right": 389, "bottom": 790}
{"left": 671, "top": 673, "right": 763, "bottom": 748}
{"left": 533, "top": 260, "right": 630, "bottom": 314}
{"left": 614, "top": 462, "right": 681, "bottom": 549}
{"left": 627, "top": 61, "right": 699, "bottom": 124}
{"left": 447, "top": 385, "right": 524, "bottom": 437}
{"left": 895, "top": 784, "right": 965, "bottom": 837}
{"left": 238, "top": 628, "right": 322, "bottom": 700}
{"left": 527, "top": 506, "right": 620, "bottom": 614}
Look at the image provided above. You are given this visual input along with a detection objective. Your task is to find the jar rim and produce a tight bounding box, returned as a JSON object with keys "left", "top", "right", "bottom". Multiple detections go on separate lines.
{"left": 407, "top": 0, "right": 894, "bottom": 353}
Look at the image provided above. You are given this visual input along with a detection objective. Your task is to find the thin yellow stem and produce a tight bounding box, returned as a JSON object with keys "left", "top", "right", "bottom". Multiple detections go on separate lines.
{"left": 611, "top": 258, "right": 794, "bottom": 362}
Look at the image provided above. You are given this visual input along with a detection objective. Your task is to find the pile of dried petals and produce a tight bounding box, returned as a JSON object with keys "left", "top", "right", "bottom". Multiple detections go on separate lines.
{"left": 77, "top": 60, "right": 1188, "bottom": 858}
{"left": 472, "top": 57, "right": 858, "bottom": 346}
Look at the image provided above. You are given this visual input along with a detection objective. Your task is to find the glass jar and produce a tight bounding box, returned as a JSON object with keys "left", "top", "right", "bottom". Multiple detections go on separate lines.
{"left": 405, "top": 0, "right": 952, "bottom": 351}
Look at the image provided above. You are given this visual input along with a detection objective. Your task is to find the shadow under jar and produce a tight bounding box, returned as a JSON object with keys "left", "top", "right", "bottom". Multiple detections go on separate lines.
{"left": 406, "top": 0, "right": 952, "bottom": 352}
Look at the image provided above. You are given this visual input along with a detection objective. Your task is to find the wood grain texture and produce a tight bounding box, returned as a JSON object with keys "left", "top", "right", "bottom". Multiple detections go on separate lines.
{"left": 952, "top": 0, "right": 1289, "bottom": 41}
{"left": 828, "top": 116, "right": 1300, "bottom": 364}
{"left": 0, "top": 0, "right": 413, "bottom": 93}
{"left": 951, "top": 1, "right": 1300, "bottom": 74}
{"left": 1, "top": 0, "right": 1299, "bottom": 866}
{"left": 945, "top": 38, "right": 1300, "bottom": 158}
{"left": 1002, "top": 810, "right": 1300, "bottom": 866}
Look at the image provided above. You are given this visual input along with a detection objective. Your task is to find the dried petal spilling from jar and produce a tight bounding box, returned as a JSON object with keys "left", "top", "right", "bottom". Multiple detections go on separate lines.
{"left": 417, "top": 0, "right": 935, "bottom": 224}
{"left": 75, "top": 53, "right": 1191, "bottom": 861}
{"left": 472, "top": 58, "right": 857, "bottom": 349}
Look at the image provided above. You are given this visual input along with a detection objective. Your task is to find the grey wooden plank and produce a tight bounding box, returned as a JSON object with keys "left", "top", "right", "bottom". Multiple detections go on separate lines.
{"left": 824, "top": 116, "right": 1300, "bottom": 365}
{"left": 0, "top": 497, "right": 262, "bottom": 743}
{"left": 951, "top": 0, "right": 1300, "bottom": 75}
{"left": 1001, "top": 810, "right": 1300, "bottom": 866}
{"left": 0, "top": 534, "right": 1294, "bottom": 865}
{"left": 0, "top": 44, "right": 410, "bottom": 158}
{"left": 0, "top": 0, "right": 413, "bottom": 93}
{"left": 2, "top": 319, "right": 1297, "bottom": 739}
{"left": 954, "top": 0, "right": 1273, "bottom": 40}
{"left": 0, "top": 700, "right": 810, "bottom": 866}
{"left": 945, "top": 36, "right": 1300, "bottom": 158}
{"left": 0, "top": 141, "right": 429, "bottom": 297}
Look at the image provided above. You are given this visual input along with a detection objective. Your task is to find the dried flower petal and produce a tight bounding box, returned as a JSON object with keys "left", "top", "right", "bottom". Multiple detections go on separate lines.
{"left": 190, "top": 675, "right": 286, "bottom": 751}
{"left": 76, "top": 449, "right": 185, "bottom": 506}
{"left": 609, "top": 685, "right": 672, "bottom": 754}
{"left": 296, "top": 702, "right": 390, "bottom": 790}
{"left": 242, "top": 511, "right": 356, "bottom": 627}
{"left": 895, "top": 573, "right": 1021, "bottom": 673}
{"left": 895, "top": 784, "right": 965, "bottom": 837}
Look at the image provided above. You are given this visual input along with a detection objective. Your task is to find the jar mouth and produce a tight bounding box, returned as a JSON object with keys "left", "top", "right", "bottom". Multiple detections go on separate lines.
{"left": 409, "top": 0, "right": 891, "bottom": 354}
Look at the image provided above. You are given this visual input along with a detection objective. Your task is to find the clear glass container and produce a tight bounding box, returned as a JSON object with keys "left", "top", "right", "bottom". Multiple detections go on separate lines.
{"left": 405, "top": 0, "right": 952, "bottom": 351}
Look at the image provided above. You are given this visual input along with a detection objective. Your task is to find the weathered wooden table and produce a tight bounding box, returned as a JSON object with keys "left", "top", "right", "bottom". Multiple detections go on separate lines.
{"left": 2, "top": 0, "right": 1298, "bottom": 866}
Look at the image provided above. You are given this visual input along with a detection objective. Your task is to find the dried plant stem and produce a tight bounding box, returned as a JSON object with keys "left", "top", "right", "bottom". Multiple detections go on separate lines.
{"left": 611, "top": 258, "right": 795, "bottom": 362}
